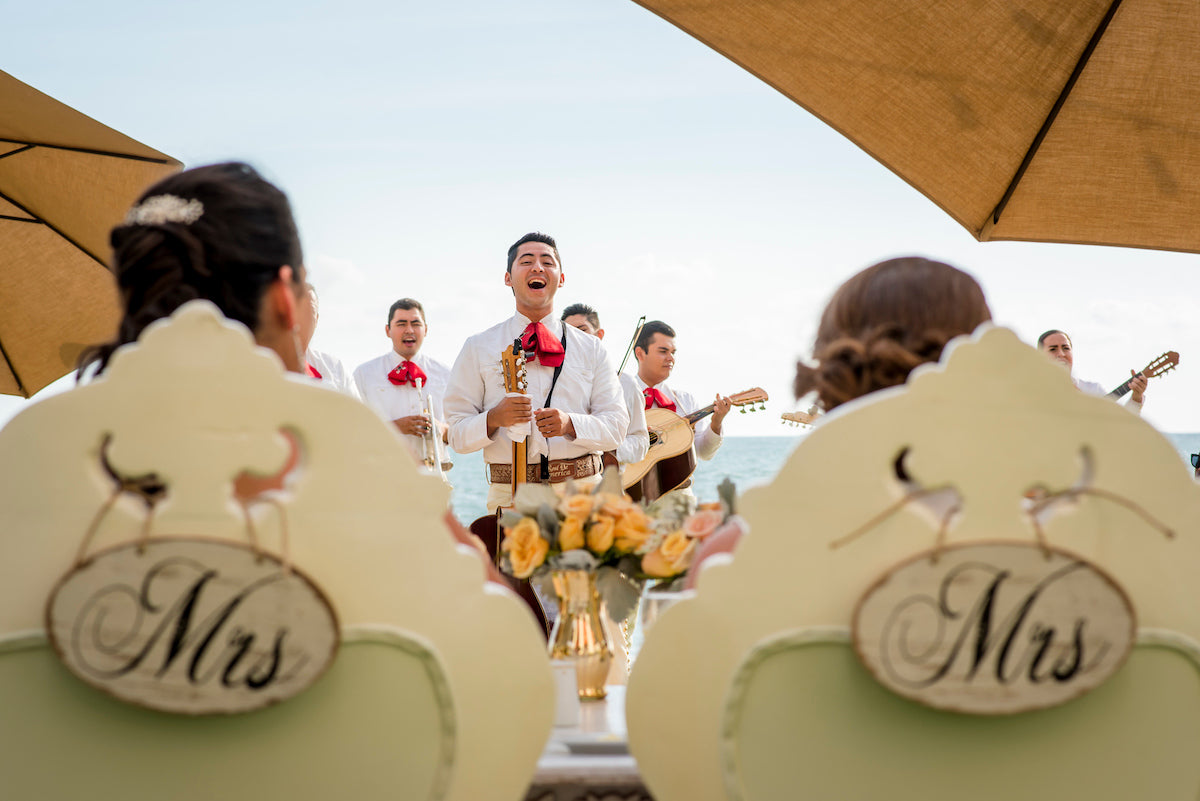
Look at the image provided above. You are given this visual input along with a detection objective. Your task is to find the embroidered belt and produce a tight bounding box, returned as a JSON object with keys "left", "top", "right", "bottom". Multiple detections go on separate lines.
{"left": 488, "top": 453, "right": 603, "bottom": 484}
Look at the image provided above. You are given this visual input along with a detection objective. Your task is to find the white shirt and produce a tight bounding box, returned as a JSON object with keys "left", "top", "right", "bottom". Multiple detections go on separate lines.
{"left": 615, "top": 372, "right": 649, "bottom": 466}
{"left": 1075, "top": 377, "right": 1142, "bottom": 415}
{"left": 306, "top": 347, "right": 360, "bottom": 400}
{"left": 444, "top": 314, "right": 628, "bottom": 503}
{"left": 352, "top": 350, "right": 451, "bottom": 462}
{"left": 628, "top": 373, "right": 723, "bottom": 460}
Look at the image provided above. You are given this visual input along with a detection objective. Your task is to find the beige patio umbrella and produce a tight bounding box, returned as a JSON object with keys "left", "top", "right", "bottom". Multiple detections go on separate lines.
{"left": 630, "top": 0, "right": 1200, "bottom": 253}
{"left": 0, "top": 70, "right": 180, "bottom": 397}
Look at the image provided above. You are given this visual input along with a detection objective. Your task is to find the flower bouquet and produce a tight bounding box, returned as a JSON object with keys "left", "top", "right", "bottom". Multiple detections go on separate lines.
{"left": 498, "top": 469, "right": 738, "bottom": 623}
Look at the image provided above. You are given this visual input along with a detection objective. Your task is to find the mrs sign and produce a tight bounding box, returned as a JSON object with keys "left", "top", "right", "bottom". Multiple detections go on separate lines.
{"left": 46, "top": 537, "right": 340, "bottom": 715}
{"left": 852, "top": 542, "right": 1136, "bottom": 715}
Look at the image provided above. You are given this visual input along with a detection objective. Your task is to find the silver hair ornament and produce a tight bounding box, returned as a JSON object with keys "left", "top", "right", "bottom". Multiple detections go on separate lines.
{"left": 123, "top": 194, "right": 204, "bottom": 226}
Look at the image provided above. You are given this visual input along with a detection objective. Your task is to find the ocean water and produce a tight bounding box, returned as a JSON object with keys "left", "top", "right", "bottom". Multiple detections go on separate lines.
{"left": 448, "top": 432, "right": 1199, "bottom": 523}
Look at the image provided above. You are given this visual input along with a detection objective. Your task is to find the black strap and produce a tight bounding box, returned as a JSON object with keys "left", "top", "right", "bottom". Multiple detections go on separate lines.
{"left": 539, "top": 330, "right": 567, "bottom": 481}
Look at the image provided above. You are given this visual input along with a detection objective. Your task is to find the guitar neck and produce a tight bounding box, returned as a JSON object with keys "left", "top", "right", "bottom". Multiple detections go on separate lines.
{"left": 1106, "top": 378, "right": 1135, "bottom": 399}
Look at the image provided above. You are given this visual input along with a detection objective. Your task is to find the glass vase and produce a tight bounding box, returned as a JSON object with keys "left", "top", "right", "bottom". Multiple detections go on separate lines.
{"left": 548, "top": 569, "right": 613, "bottom": 701}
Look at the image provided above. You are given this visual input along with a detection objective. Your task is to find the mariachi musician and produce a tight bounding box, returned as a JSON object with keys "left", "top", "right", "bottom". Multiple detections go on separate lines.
{"left": 620, "top": 320, "right": 732, "bottom": 495}
{"left": 443, "top": 233, "right": 627, "bottom": 632}
{"left": 352, "top": 298, "right": 452, "bottom": 477}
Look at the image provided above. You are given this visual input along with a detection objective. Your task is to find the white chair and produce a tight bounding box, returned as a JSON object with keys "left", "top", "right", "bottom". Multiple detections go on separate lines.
{"left": 627, "top": 326, "right": 1200, "bottom": 801}
{"left": 0, "top": 301, "right": 554, "bottom": 801}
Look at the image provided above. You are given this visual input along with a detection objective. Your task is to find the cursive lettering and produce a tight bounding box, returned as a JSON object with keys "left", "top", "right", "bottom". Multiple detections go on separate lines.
{"left": 878, "top": 559, "right": 1111, "bottom": 690}
{"left": 70, "top": 556, "right": 304, "bottom": 692}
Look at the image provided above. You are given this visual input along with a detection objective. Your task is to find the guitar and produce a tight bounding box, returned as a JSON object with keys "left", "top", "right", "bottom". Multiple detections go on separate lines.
{"left": 469, "top": 339, "right": 550, "bottom": 639}
{"left": 781, "top": 405, "right": 821, "bottom": 427}
{"left": 500, "top": 338, "right": 529, "bottom": 501}
{"left": 623, "top": 387, "right": 768, "bottom": 503}
{"left": 1106, "top": 351, "right": 1179, "bottom": 398}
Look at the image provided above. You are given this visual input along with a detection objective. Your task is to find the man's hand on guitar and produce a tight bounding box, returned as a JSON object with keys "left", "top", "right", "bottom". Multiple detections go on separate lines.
{"left": 486, "top": 394, "right": 532, "bottom": 435}
{"left": 1129, "top": 370, "right": 1148, "bottom": 404}
{"left": 710, "top": 393, "right": 733, "bottom": 435}
{"left": 535, "top": 407, "right": 575, "bottom": 439}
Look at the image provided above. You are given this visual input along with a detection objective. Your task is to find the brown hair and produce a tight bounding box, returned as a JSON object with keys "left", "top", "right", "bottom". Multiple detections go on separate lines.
{"left": 80, "top": 162, "right": 303, "bottom": 375}
{"left": 793, "top": 257, "right": 991, "bottom": 410}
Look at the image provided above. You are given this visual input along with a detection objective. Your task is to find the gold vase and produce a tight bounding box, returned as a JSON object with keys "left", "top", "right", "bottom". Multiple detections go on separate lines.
{"left": 548, "top": 569, "right": 613, "bottom": 701}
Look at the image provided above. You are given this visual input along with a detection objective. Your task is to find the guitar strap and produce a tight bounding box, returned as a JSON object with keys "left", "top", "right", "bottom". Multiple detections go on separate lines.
{"left": 538, "top": 332, "right": 567, "bottom": 481}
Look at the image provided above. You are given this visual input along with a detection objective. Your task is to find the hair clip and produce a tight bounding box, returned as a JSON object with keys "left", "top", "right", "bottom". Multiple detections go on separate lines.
{"left": 123, "top": 194, "right": 204, "bottom": 226}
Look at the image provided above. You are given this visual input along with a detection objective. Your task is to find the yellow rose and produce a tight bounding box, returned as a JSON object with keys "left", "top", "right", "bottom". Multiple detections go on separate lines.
{"left": 613, "top": 511, "right": 652, "bottom": 552}
{"left": 502, "top": 517, "right": 549, "bottom": 578}
{"left": 587, "top": 516, "right": 616, "bottom": 553}
{"left": 642, "top": 530, "right": 697, "bottom": 578}
{"left": 561, "top": 494, "right": 595, "bottom": 521}
{"left": 598, "top": 493, "right": 637, "bottom": 519}
{"left": 559, "top": 515, "right": 585, "bottom": 551}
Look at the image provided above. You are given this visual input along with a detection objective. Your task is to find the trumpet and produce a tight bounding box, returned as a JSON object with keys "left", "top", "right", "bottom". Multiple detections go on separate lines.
{"left": 416, "top": 378, "right": 453, "bottom": 481}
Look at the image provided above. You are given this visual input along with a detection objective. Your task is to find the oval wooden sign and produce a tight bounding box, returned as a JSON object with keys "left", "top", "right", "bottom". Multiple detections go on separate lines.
{"left": 852, "top": 541, "right": 1135, "bottom": 715}
{"left": 45, "top": 537, "right": 340, "bottom": 715}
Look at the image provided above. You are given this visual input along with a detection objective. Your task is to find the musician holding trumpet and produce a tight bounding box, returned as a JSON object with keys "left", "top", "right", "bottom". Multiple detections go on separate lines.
{"left": 352, "top": 298, "right": 452, "bottom": 476}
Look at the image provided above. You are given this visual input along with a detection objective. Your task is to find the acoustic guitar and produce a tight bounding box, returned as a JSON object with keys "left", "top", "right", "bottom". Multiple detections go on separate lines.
{"left": 1106, "top": 350, "right": 1179, "bottom": 398}
{"left": 623, "top": 387, "right": 768, "bottom": 503}
{"left": 469, "top": 339, "right": 550, "bottom": 639}
{"left": 781, "top": 405, "right": 821, "bottom": 427}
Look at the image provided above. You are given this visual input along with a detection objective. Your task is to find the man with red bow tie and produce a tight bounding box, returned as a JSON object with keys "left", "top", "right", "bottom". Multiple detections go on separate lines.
{"left": 624, "top": 320, "right": 732, "bottom": 462}
{"left": 444, "top": 233, "right": 627, "bottom": 509}
{"left": 352, "top": 298, "right": 451, "bottom": 468}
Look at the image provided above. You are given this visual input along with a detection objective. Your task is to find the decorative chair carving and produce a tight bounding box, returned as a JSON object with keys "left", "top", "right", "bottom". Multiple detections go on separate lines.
{"left": 0, "top": 301, "right": 554, "bottom": 801}
{"left": 627, "top": 326, "right": 1200, "bottom": 801}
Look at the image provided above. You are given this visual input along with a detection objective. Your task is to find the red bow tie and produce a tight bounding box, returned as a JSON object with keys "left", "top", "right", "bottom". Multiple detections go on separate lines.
{"left": 305, "top": 362, "right": 323, "bottom": 380}
{"left": 643, "top": 387, "right": 676, "bottom": 412}
{"left": 388, "top": 360, "right": 428, "bottom": 387}
{"left": 521, "top": 322, "right": 565, "bottom": 368}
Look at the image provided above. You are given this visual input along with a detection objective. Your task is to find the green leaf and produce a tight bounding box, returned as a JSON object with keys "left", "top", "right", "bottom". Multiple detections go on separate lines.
{"left": 597, "top": 565, "right": 643, "bottom": 623}
{"left": 551, "top": 550, "right": 600, "bottom": 572}
{"left": 513, "top": 483, "right": 560, "bottom": 515}
{"left": 498, "top": 509, "right": 524, "bottom": 530}
{"left": 718, "top": 477, "right": 738, "bottom": 515}
{"left": 537, "top": 503, "right": 561, "bottom": 547}
{"left": 594, "top": 465, "right": 622, "bottom": 496}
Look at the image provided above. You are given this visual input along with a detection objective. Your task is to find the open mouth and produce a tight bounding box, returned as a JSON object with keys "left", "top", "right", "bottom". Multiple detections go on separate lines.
{"left": 527, "top": 277, "right": 547, "bottom": 290}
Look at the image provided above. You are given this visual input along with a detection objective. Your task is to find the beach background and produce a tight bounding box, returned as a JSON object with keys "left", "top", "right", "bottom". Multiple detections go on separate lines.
{"left": 448, "top": 431, "right": 1200, "bottom": 525}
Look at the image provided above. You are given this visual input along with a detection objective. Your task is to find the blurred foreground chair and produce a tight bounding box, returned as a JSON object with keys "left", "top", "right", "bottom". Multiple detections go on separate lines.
{"left": 627, "top": 326, "right": 1200, "bottom": 801}
{"left": 0, "top": 302, "right": 553, "bottom": 801}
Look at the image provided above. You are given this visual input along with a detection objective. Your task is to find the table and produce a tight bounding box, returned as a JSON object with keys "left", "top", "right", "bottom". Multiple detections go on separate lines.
{"left": 525, "top": 687, "right": 654, "bottom": 801}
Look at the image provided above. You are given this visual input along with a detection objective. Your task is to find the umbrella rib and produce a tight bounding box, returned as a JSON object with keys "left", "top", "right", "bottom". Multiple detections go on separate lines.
{"left": 0, "top": 138, "right": 174, "bottom": 165}
{"left": 0, "top": 337, "right": 29, "bottom": 398}
{"left": 0, "top": 144, "right": 33, "bottom": 161}
{"left": 989, "top": 0, "right": 1126, "bottom": 228}
{"left": 0, "top": 187, "right": 110, "bottom": 269}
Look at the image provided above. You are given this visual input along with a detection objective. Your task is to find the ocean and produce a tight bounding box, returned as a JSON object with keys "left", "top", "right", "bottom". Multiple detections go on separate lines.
{"left": 448, "top": 432, "right": 1200, "bottom": 523}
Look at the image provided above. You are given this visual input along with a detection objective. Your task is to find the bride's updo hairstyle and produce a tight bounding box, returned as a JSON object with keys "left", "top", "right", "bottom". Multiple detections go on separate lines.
{"left": 794, "top": 257, "right": 991, "bottom": 411}
{"left": 81, "top": 162, "right": 304, "bottom": 374}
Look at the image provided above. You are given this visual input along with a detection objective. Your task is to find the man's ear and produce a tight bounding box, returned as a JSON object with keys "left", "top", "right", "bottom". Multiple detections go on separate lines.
{"left": 634, "top": 346, "right": 645, "bottom": 362}
{"left": 558, "top": 271, "right": 565, "bottom": 287}
{"left": 504, "top": 271, "right": 513, "bottom": 288}
{"left": 596, "top": 328, "right": 605, "bottom": 340}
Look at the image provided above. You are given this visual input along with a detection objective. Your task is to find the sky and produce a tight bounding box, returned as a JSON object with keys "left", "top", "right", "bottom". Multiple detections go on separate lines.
{"left": 3, "top": 0, "right": 1197, "bottom": 435}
